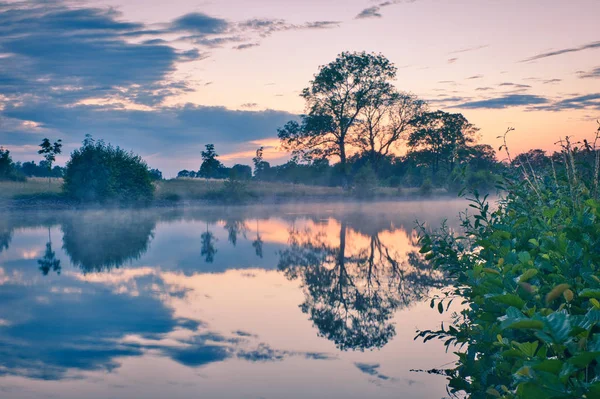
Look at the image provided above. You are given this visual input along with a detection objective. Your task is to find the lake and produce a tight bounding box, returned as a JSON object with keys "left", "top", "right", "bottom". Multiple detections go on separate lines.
{"left": 0, "top": 200, "right": 469, "bottom": 399}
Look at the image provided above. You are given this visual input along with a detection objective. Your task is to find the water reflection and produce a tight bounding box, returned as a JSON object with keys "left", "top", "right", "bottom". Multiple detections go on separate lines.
{"left": 278, "top": 220, "right": 445, "bottom": 351}
{"left": 0, "top": 201, "right": 467, "bottom": 398}
{"left": 61, "top": 211, "right": 155, "bottom": 273}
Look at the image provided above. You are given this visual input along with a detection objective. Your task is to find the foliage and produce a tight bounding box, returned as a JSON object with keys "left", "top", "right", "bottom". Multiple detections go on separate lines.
{"left": 278, "top": 51, "right": 398, "bottom": 181}
{"left": 63, "top": 136, "right": 154, "bottom": 204}
{"left": 198, "top": 144, "right": 228, "bottom": 179}
{"left": 37, "top": 138, "right": 62, "bottom": 180}
{"left": 0, "top": 146, "right": 25, "bottom": 181}
{"left": 352, "top": 163, "right": 378, "bottom": 198}
{"left": 415, "top": 128, "right": 600, "bottom": 398}
{"left": 408, "top": 110, "right": 479, "bottom": 175}
{"left": 149, "top": 168, "right": 163, "bottom": 180}
{"left": 230, "top": 164, "right": 252, "bottom": 180}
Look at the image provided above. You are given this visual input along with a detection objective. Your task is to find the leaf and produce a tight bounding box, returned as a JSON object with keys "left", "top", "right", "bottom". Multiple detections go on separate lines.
{"left": 515, "top": 341, "right": 538, "bottom": 357}
{"left": 483, "top": 268, "right": 500, "bottom": 275}
{"left": 491, "top": 294, "right": 525, "bottom": 309}
{"left": 438, "top": 302, "right": 444, "bottom": 314}
{"left": 503, "top": 319, "right": 544, "bottom": 330}
{"left": 563, "top": 289, "right": 574, "bottom": 302}
{"left": 568, "top": 352, "right": 600, "bottom": 368}
{"left": 519, "top": 269, "right": 538, "bottom": 283}
{"left": 543, "top": 311, "right": 571, "bottom": 343}
{"left": 532, "top": 359, "right": 562, "bottom": 375}
{"left": 591, "top": 298, "right": 600, "bottom": 309}
{"left": 518, "top": 251, "right": 532, "bottom": 264}
{"left": 545, "top": 284, "right": 571, "bottom": 304}
{"left": 580, "top": 289, "right": 600, "bottom": 299}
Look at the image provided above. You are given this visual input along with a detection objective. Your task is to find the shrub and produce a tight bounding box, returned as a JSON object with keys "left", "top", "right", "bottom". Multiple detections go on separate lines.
{"left": 352, "top": 164, "right": 378, "bottom": 198}
{"left": 0, "top": 147, "right": 25, "bottom": 181}
{"left": 63, "top": 138, "right": 154, "bottom": 204}
{"left": 419, "top": 178, "right": 433, "bottom": 196}
{"left": 415, "top": 131, "right": 600, "bottom": 398}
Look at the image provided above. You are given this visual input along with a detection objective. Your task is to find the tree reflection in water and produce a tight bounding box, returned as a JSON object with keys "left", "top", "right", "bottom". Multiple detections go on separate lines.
{"left": 278, "top": 219, "right": 445, "bottom": 351}
{"left": 201, "top": 222, "right": 217, "bottom": 263}
{"left": 61, "top": 211, "right": 156, "bottom": 273}
{"left": 38, "top": 227, "right": 61, "bottom": 275}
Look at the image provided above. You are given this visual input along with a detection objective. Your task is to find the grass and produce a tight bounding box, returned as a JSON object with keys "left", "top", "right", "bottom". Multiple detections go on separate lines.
{"left": 0, "top": 177, "right": 63, "bottom": 200}
{"left": 155, "top": 178, "right": 445, "bottom": 202}
{"left": 0, "top": 177, "right": 449, "bottom": 206}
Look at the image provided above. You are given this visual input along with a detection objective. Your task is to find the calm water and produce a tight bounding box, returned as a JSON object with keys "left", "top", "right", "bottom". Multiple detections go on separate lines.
{"left": 0, "top": 200, "right": 468, "bottom": 399}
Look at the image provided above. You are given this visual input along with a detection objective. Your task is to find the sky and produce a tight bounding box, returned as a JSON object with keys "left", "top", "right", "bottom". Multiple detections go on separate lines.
{"left": 0, "top": 0, "right": 599, "bottom": 176}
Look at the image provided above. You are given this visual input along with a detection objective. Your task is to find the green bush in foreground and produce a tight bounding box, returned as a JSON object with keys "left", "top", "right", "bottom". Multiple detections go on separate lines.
{"left": 416, "top": 132, "right": 600, "bottom": 398}
{"left": 63, "top": 137, "right": 154, "bottom": 204}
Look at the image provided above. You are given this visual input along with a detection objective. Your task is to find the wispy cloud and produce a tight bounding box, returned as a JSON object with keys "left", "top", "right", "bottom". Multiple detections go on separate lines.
{"left": 355, "top": 0, "right": 417, "bottom": 20}
{"left": 466, "top": 74, "right": 483, "bottom": 80}
{"left": 498, "top": 82, "right": 531, "bottom": 89}
{"left": 521, "top": 40, "right": 600, "bottom": 62}
{"left": 534, "top": 93, "right": 600, "bottom": 111}
{"left": 456, "top": 94, "right": 548, "bottom": 109}
{"left": 448, "top": 44, "right": 489, "bottom": 54}
{"left": 447, "top": 58, "right": 458, "bottom": 64}
{"left": 577, "top": 66, "right": 600, "bottom": 79}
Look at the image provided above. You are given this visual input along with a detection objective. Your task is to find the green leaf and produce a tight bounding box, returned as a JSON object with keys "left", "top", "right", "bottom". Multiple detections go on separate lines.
{"left": 580, "top": 289, "right": 600, "bottom": 299}
{"left": 518, "top": 251, "right": 532, "bottom": 264}
{"left": 514, "top": 341, "right": 538, "bottom": 357}
{"left": 503, "top": 319, "right": 544, "bottom": 330}
{"left": 491, "top": 294, "right": 525, "bottom": 309}
{"left": 567, "top": 352, "right": 600, "bottom": 368}
{"left": 532, "top": 359, "right": 562, "bottom": 375}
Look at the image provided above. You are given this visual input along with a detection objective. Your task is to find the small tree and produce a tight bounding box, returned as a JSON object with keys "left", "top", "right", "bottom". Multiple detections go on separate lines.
{"left": 252, "top": 147, "right": 271, "bottom": 180}
{"left": 38, "top": 138, "right": 62, "bottom": 186}
{"left": 0, "top": 147, "right": 15, "bottom": 180}
{"left": 408, "top": 111, "right": 479, "bottom": 176}
{"left": 198, "top": 144, "right": 225, "bottom": 179}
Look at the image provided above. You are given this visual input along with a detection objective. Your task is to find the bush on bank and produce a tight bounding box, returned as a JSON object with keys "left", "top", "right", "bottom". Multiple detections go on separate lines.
{"left": 63, "top": 138, "right": 154, "bottom": 204}
{"left": 416, "top": 131, "right": 600, "bottom": 398}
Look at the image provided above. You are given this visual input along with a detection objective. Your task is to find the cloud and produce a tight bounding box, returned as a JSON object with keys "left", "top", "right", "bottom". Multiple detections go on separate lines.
{"left": 233, "top": 43, "right": 260, "bottom": 50}
{"left": 466, "top": 75, "right": 483, "bottom": 80}
{"left": 475, "top": 87, "right": 493, "bottom": 91}
{"left": 577, "top": 67, "right": 600, "bottom": 79}
{"left": 240, "top": 103, "right": 258, "bottom": 108}
{"left": 356, "top": 6, "right": 382, "bottom": 19}
{"left": 448, "top": 44, "right": 489, "bottom": 54}
{"left": 0, "top": 1, "right": 203, "bottom": 106}
{"left": 521, "top": 40, "right": 600, "bottom": 62}
{"left": 354, "top": 362, "right": 393, "bottom": 381}
{"left": 498, "top": 82, "right": 531, "bottom": 89}
{"left": 456, "top": 94, "right": 549, "bottom": 109}
{"left": 170, "top": 12, "right": 230, "bottom": 34}
{"left": 355, "top": 0, "right": 417, "bottom": 20}
{"left": 535, "top": 93, "right": 600, "bottom": 111}
{"left": 1, "top": 102, "right": 296, "bottom": 174}
{"left": 447, "top": 58, "right": 458, "bottom": 64}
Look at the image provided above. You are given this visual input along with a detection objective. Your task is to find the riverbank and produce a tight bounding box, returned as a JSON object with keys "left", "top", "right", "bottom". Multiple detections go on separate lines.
{"left": 0, "top": 177, "right": 450, "bottom": 211}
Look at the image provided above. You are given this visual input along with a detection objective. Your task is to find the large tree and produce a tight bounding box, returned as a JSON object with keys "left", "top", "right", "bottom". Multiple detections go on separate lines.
{"left": 278, "top": 51, "right": 397, "bottom": 183}
{"left": 353, "top": 91, "right": 426, "bottom": 171}
{"left": 408, "top": 110, "right": 479, "bottom": 174}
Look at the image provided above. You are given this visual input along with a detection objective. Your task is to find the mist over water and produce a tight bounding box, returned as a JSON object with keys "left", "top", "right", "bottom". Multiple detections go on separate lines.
{"left": 0, "top": 199, "right": 469, "bottom": 399}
